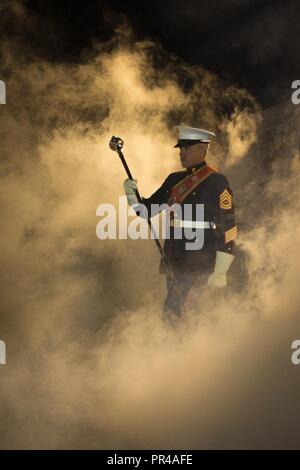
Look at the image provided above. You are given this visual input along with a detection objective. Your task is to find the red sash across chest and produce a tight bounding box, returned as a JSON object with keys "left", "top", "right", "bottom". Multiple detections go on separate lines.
{"left": 167, "top": 165, "right": 217, "bottom": 207}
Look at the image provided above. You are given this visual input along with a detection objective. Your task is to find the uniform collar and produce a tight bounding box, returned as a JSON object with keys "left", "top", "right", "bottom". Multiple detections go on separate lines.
{"left": 186, "top": 161, "right": 207, "bottom": 175}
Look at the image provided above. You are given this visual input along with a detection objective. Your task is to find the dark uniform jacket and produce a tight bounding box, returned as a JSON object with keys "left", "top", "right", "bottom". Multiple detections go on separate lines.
{"left": 134, "top": 161, "right": 237, "bottom": 275}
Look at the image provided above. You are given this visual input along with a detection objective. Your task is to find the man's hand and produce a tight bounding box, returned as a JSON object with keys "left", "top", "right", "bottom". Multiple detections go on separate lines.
{"left": 207, "top": 272, "right": 227, "bottom": 287}
{"left": 207, "top": 251, "right": 234, "bottom": 288}
{"left": 123, "top": 178, "right": 138, "bottom": 206}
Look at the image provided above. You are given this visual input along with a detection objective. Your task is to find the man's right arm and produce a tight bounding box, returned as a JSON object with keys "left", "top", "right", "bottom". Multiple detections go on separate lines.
{"left": 123, "top": 175, "right": 172, "bottom": 218}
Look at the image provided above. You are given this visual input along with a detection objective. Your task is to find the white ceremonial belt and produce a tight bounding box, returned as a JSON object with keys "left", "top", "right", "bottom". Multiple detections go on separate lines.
{"left": 170, "top": 220, "right": 216, "bottom": 229}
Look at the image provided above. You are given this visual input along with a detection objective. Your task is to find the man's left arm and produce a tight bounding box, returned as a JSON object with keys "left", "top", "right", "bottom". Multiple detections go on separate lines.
{"left": 208, "top": 177, "right": 237, "bottom": 287}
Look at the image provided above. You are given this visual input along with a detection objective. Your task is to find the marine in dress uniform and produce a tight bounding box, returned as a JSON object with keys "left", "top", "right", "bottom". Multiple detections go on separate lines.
{"left": 123, "top": 126, "right": 237, "bottom": 317}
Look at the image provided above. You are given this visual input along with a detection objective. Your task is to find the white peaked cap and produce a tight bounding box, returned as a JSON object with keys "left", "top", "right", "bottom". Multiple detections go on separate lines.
{"left": 175, "top": 126, "right": 216, "bottom": 143}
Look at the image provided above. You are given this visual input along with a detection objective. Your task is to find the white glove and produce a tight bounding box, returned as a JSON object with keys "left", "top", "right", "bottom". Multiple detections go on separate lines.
{"left": 207, "top": 251, "right": 234, "bottom": 288}
{"left": 123, "top": 178, "right": 138, "bottom": 206}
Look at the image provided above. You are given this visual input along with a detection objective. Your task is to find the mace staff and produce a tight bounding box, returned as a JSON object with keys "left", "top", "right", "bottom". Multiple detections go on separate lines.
{"left": 109, "top": 135, "right": 187, "bottom": 314}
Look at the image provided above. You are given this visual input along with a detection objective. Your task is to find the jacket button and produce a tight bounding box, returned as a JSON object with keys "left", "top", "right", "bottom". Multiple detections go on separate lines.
{"left": 192, "top": 192, "right": 196, "bottom": 195}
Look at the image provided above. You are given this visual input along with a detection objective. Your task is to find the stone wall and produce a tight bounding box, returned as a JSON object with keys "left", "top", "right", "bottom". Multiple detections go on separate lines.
{"left": 228, "top": 100, "right": 300, "bottom": 226}
{"left": 259, "top": 100, "right": 300, "bottom": 171}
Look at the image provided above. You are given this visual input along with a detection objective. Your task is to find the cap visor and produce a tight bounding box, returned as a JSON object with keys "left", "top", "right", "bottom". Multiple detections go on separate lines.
{"left": 174, "top": 139, "right": 208, "bottom": 148}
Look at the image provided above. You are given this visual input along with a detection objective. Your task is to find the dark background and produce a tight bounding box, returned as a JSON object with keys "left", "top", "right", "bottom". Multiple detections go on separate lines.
{"left": 18, "top": 0, "right": 300, "bottom": 107}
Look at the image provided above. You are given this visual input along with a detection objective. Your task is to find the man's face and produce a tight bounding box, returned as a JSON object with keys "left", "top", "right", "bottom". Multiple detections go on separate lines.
{"left": 179, "top": 142, "right": 209, "bottom": 168}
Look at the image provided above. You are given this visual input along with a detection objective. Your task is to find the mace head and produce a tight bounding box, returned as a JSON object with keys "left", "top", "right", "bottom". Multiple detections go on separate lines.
{"left": 109, "top": 136, "right": 124, "bottom": 151}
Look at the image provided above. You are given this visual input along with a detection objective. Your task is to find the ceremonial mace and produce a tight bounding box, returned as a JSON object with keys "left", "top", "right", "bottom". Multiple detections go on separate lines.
{"left": 109, "top": 136, "right": 187, "bottom": 314}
